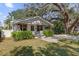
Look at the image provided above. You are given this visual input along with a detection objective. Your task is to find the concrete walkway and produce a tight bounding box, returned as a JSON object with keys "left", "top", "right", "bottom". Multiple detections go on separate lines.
{"left": 53, "top": 34, "right": 79, "bottom": 40}
{"left": 40, "top": 34, "right": 79, "bottom": 43}
{"left": 41, "top": 37, "right": 58, "bottom": 43}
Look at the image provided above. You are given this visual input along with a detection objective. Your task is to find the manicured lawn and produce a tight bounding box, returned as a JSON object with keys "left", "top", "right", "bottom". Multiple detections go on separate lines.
{"left": 54, "top": 40, "right": 79, "bottom": 56}
{"left": 0, "top": 38, "right": 49, "bottom": 55}
{"left": 0, "top": 38, "right": 79, "bottom": 56}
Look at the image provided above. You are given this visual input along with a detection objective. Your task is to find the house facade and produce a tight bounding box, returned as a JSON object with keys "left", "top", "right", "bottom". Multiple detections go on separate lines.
{"left": 11, "top": 16, "right": 53, "bottom": 36}
{"left": 11, "top": 16, "right": 79, "bottom": 33}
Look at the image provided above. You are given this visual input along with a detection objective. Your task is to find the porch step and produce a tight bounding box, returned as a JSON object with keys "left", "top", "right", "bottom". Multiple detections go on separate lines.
{"left": 34, "top": 31, "right": 43, "bottom": 38}
{"left": 35, "top": 34, "right": 42, "bottom": 38}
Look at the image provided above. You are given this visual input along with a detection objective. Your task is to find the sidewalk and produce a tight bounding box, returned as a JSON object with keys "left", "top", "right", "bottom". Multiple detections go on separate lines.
{"left": 40, "top": 34, "right": 79, "bottom": 43}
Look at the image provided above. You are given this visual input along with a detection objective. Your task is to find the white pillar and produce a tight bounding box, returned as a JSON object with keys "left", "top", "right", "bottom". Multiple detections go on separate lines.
{"left": 34, "top": 25, "right": 37, "bottom": 35}
{"left": 17, "top": 25, "right": 20, "bottom": 31}
{"left": 13, "top": 24, "right": 18, "bottom": 31}
{"left": 34, "top": 25, "right": 37, "bottom": 32}
{"left": 43, "top": 25, "right": 45, "bottom": 30}
{"left": 27, "top": 24, "right": 31, "bottom": 31}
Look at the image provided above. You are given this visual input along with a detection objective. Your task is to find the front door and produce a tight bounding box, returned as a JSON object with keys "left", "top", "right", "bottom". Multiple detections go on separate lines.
{"left": 35, "top": 25, "right": 43, "bottom": 37}
{"left": 37, "top": 25, "right": 40, "bottom": 31}
{"left": 37, "top": 25, "right": 43, "bottom": 31}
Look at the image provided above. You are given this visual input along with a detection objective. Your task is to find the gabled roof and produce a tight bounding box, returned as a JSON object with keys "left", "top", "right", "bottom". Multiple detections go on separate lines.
{"left": 12, "top": 16, "right": 53, "bottom": 27}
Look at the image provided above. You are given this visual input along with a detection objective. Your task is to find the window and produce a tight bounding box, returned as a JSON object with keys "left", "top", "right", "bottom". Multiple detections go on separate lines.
{"left": 20, "top": 25, "right": 22, "bottom": 30}
{"left": 45, "top": 26, "right": 50, "bottom": 29}
{"left": 19, "top": 24, "right": 27, "bottom": 31}
{"left": 40, "top": 25, "right": 43, "bottom": 30}
{"left": 31, "top": 25, "right": 34, "bottom": 31}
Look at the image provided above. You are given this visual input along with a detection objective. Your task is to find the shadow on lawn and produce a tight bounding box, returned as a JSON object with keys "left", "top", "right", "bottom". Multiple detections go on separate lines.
{"left": 10, "top": 43, "right": 79, "bottom": 56}
{"left": 10, "top": 46, "right": 34, "bottom": 56}
{"left": 35, "top": 43, "right": 75, "bottom": 56}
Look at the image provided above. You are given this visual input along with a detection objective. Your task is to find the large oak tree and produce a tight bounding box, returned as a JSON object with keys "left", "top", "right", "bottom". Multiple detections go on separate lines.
{"left": 53, "top": 3, "right": 79, "bottom": 33}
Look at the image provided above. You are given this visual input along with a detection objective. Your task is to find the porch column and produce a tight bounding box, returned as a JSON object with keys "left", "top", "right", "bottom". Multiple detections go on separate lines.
{"left": 34, "top": 25, "right": 37, "bottom": 32}
{"left": 27, "top": 24, "right": 31, "bottom": 31}
{"left": 17, "top": 25, "right": 21, "bottom": 31}
{"left": 43, "top": 25, "right": 45, "bottom": 30}
{"left": 33, "top": 25, "right": 37, "bottom": 35}
{"left": 21, "top": 24, "right": 23, "bottom": 31}
{"left": 13, "top": 24, "right": 18, "bottom": 31}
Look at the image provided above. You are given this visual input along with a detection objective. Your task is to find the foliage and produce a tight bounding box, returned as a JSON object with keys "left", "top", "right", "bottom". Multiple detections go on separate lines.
{"left": 53, "top": 20, "right": 65, "bottom": 34}
{"left": 11, "top": 9, "right": 26, "bottom": 19}
{"left": 43, "top": 29, "right": 54, "bottom": 37}
{"left": 10, "top": 46, "right": 34, "bottom": 56}
{"left": 70, "top": 32, "right": 79, "bottom": 36}
{"left": 5, "top": 3, "right": 79, "bottom": 32}
{"left": 0, "top": 30, "right": 4, "bottom": 42}
{"left": 0, "top": 30, "right": 1, "bottom": 38}
{"left": 53, "top": 3, "right": 79, "bottom": 33}
{"left": 12, "top": 31, "right": 34, "bottom": 41}
{"left": 4, "top": 16, "right": 12, "bottom": 29}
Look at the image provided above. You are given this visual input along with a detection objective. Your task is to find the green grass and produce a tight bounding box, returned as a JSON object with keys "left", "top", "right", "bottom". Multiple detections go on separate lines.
{"left": 0, "top": 37, "right": 48, "bottom": 55}
{"left": 0, "top": 38, "right": 79, "bottom": 56}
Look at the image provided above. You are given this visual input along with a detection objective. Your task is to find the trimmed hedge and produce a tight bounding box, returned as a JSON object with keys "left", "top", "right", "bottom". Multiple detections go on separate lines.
{"left": 43, "top": 29, "right": 54, "bottom": 37}
{"left": 12, "top": 31, "right": 34, "bottom": 41}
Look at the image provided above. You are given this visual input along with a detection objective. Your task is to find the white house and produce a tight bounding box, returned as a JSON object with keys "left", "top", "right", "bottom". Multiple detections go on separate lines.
{"left": 11, "top": 16, "right": 53, "bottom": 36}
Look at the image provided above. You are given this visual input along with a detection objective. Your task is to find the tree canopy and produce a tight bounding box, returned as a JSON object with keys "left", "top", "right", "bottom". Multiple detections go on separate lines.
{"left": 4, "top": 3, "right": 79, "bottom": 33}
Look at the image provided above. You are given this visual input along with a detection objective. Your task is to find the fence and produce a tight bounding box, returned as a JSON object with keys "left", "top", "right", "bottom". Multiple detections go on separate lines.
{"left": 2, "top": 30, "right": 13, "bottom": 37}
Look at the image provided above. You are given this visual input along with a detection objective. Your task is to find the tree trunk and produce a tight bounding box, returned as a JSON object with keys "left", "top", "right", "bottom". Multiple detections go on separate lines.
{"left": 53, "top": 3, "right": 69, "bottom": 33}
{"left": 41, "top": 3, "right": 79, "bottom": 34}
{"left": 68, "top": 18, "right": 79, "bottom": 33}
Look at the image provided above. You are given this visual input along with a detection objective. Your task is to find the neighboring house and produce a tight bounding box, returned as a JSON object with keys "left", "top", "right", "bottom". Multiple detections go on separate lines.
{"left": 11, "top": 16, "right": 53, "bottom": 36}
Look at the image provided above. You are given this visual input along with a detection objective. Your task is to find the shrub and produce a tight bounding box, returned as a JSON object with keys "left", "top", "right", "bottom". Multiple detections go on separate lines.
{"left": 43, "top": 29, "right": 54, "bottom": 37}
{"left": 53, "top": 21, "right": 65, "bottom": 34}
{"left": 70, "top": 32, "right": 79, "bottom": 36}
{"left": 0, "top": 30, "right": 2, "bottom": 38}
{"left": 12, "top": 31, "right": 34, "bottom": 41}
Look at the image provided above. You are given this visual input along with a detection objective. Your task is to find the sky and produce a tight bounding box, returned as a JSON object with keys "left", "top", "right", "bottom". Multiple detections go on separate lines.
{"left": 0, "top": 3, "right": 24, "bottom": 26}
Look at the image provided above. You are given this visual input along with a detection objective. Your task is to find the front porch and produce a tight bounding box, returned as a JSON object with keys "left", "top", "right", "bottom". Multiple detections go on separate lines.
{"left": 11, "top": 16, "right": 53, "bottom": 37}
{"left": 13, "top": 23, "right": 51, "bottom": 36}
